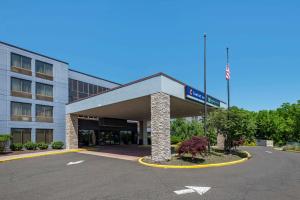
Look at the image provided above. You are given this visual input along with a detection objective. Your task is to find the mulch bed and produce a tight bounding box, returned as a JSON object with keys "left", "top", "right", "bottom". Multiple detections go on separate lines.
{"left": 143, "top": 151, "right": 243, "bottom": 166}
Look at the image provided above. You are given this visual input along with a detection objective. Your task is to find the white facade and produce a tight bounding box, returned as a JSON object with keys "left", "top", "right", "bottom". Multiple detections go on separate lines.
{"left": 0, "top": 42, "right": 118, "bottom": 144}
{"left": 0, "top": 42, "right": 69, "bottom": 142}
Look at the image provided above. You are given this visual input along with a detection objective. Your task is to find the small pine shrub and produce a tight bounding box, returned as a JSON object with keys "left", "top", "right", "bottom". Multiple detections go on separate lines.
{"left": 51, "top": 141, "right": 64, "bottom": 149}
{"left": 37, "top": 143, "right": 48, "bottom": 150}
{"left": 10, "top": 143, "right": 23, "bottom": 151}
{"left": 24, "top": 142, "right": 38, "bottom": 150}
{"left": 178, "top": 136, "right": 209, "bottom": 159}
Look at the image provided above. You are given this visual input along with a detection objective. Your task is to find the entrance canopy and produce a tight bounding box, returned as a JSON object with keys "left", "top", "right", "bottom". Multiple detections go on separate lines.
{"left": 66, "top": 73, "right": 225, "bottom": 120}
{"left": 65, "top": 73, "right": 226, "bottom": 162}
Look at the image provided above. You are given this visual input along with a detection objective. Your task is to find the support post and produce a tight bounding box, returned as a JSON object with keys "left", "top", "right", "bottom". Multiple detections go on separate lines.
{"left": 151, "top": 92, "right": 171, "bottom": 162}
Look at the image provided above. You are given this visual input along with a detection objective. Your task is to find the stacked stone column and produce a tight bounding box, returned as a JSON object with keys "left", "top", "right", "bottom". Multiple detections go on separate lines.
{"left": 66, "top": 114, "right": 78, "bottom": 149}
{"left": 151, "top": 92, "right": 171, "bottom": 162}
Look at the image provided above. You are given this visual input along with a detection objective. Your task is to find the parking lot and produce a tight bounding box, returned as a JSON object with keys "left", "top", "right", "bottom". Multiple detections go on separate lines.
{"left": 0, "top": 147, "right": 299, "bottom": 200}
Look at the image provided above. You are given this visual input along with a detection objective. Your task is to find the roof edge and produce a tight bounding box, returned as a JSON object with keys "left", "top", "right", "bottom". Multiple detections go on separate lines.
{"left": 68, "top": 68, "right": 122, "bottom": 86}
{"left": 0, "top": 41, "right": 69, "bottom": 64}
{"left": 67, "top": 72, "right": 225, "bottom": 105}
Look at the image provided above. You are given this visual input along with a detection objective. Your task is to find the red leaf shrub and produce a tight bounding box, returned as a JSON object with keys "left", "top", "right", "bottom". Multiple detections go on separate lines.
{"left": 177, "top": 136, "right": 209, "bottom": 159}
{"left": 232, "top": 138, "right": 245, "bottom": 149}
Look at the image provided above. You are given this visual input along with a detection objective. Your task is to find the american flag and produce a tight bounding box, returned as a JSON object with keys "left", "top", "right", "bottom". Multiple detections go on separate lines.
{"left": 225, "top": 64, "right": 230, "bottom": 80}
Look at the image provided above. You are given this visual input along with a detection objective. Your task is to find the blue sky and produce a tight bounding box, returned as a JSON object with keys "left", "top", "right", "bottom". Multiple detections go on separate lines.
{"left": 1, "top": 0, "right": 299, "bottom": 111}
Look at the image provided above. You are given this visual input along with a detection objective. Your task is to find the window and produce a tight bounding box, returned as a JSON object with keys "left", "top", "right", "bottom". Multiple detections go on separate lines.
{"left": 11, "top": 53, "right": 32, "bottom": 75}
{"left": 11, "top": 128, "right": 31, "bottom": 144}
{"left": 36, "top": 129, "right": 53, "bottom": 144}
{"left": 11, "top": 102, "right": 32, "bottom": 121}
{"left": 68, "top": 78, "right": 110, "bottom": 103}
{"left": 78, "top": 81, "right": 84, "bottom": 93}
{"left": 36, "top": 83, "right": 53, "bottom": 101}
{"left": 36, "top": 105, "right": 53, "bottom": 122}
{"left": 35, "top": 60, "right": 53, "bottom": 80}
{"left": 11, "top": 77, "right": 32, "bottom": 98}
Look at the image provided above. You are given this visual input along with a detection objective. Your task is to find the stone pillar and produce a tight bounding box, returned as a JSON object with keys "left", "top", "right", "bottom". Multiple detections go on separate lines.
{"left": 66, "top": 114, "right": 78, "bottom": 149}
{"left": 151, "top": 92, "right": 171, "bottom": 162}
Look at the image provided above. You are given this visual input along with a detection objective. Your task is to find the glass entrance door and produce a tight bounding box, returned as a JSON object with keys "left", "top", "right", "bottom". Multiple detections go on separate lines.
{"left": 97, "top": 131, "right": 120, "bottom": 145}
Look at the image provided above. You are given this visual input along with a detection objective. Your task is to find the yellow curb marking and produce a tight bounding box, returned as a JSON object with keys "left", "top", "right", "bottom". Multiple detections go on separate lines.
{"left": 138, "top": 151, "right": 251, "bottom": 169}
{"left": 0, "top": 149, "right": 86, "bottom": 163}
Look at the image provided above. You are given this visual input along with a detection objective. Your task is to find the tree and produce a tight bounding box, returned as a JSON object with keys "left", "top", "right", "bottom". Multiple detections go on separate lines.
{"left": 207, "top": 107, "right": 256, "bottom": 151}
{"left": 171, "top": 118, "right": 204, "bottom": 141}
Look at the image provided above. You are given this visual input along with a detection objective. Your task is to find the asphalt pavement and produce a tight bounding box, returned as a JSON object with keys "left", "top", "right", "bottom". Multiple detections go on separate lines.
{"left": 0, "top": 146, "right": 299, "bottom": 200}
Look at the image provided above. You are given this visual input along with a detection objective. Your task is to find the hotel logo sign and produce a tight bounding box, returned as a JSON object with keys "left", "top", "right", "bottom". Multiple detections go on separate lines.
{"left": 185, "top": 86, "right": 220, "bottom": 107}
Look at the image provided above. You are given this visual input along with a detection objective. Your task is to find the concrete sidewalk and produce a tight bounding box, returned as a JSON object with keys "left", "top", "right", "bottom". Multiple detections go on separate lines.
{"left": 0, "top": 149, "right": 82, "bottom": 163}
{"left": 78, "top": 150, "right": 139, "bottom": 161}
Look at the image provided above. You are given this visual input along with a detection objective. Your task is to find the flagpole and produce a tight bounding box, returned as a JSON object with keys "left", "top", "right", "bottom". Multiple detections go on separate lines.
{"left": 226, "top": 47, "right": 230, "bottom": 112}
{"left": 204, "top": 33, "right": 207, "bottom": 137}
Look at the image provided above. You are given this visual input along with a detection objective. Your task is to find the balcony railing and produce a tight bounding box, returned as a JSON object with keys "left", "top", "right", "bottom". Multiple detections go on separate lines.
{"left": 36, "top": 94, "right": 53, "bottom": 102}
{"left": 36, "top": 116, "right": 53, "bottom": 123}
{"left": 11, "top": 90, "right": 32, "bottom": 99}
{"left": 36, "top": 72, "right": 53, "bottom": 81}
{"left": 11, "top": 115, "right": 32, "bottom": 122}
{"left": 11, "top": 66, "right": 32, "bottom": 76}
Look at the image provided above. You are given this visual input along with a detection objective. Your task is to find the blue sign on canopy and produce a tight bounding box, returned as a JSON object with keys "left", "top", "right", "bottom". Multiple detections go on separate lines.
{"left": 185, "top": 85, "right": 220, "bottom": 107}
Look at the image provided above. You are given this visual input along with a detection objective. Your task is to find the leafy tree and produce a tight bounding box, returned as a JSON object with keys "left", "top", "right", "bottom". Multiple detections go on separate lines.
{"left": 207, "top": 107, "right": 256, "bottom": 151}
{"left": 171, "top": 118, "right": 204, "bottom": 141}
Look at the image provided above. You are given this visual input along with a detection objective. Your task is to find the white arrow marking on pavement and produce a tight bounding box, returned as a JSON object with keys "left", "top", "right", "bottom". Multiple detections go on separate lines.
{"left": 67, "top": 160, "right": 84, "bottom": 166}
{"left": 174, "top": 186, "right": 211, "bottom": 196}
{"left": 174, "top": 188, "right": 195, "bottom": 195}
{"left": 265, "top": 151, "right": 272, "bottom": 154}
{"left": 185, "top": 186, "right": 211, "bottom": 195}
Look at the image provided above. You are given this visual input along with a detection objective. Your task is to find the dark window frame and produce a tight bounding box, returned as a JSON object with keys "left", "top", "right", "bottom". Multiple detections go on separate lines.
{"left": 11, "top": 53, "right": 32, "bottom": 70}
{"left": 35, "top": 60, "right": 53, "bottom": 79}
{"left": 11, "top": 128, "right": 31, "bottom": 144}
{"left": 35, "top": 129, "right": 53, "bottom": 144}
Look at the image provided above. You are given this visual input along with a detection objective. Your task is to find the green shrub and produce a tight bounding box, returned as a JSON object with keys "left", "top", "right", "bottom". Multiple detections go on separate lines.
{"left": 171, "top": 135, "right": 182, "bottom": 145}
{"left": 0, "top": 134, "right": 11, "bottom": 142}
{"left": 283, "top": 144, "right": 300, "bottom": 151}
{"left": 243, "top": 140, "right": 257, "bottom": 146}
{"left": 51, "top": 141, "right": 64, "bottom": 149}
{"left": 295, "top": 146, "right": 300, "bottom": 151}
{"left": 0, "top": 135, "right": 11, "bottom": 153}
{"left": 10, "top": 143, "right": 23, "bottom": 151}
{"left": 24, "top": 142, "right": 37, "bottom": 150}
{"left": 37, "top": 143, "right": 48, "bottom": 150}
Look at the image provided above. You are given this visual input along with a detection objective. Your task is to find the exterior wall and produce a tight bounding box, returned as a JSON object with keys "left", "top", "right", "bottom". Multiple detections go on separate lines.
{"left": 0, "top": 43, "right": 68, "bottom": 143}
{"left": 66, "top": 75, "right": 163, "bottom": 114}
{"left": 256, "top": 139, "right": 274, "bottom": 147}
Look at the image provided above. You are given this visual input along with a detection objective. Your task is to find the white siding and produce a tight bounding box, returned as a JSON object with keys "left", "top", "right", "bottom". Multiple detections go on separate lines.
{"left": 0, "top": 43, "right": 68, "bottom": 143}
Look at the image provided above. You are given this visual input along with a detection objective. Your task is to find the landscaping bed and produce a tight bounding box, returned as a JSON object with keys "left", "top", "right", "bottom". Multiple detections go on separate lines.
{"left": 0, "top": 149, "right": 55, "bottom": 157}
{"left": 142, "top": 149, "right": 248, "bottom": 166}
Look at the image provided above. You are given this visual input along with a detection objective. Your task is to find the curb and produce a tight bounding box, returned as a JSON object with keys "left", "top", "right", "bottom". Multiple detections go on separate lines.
{"left": 283, "top": 150, "right": 300, "bottom": 153}
{"left": 0, "top": 149, "right": 85, "bottom": 163}
{"left": 138, "top": 151, "right": 251, "bottom": 169}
